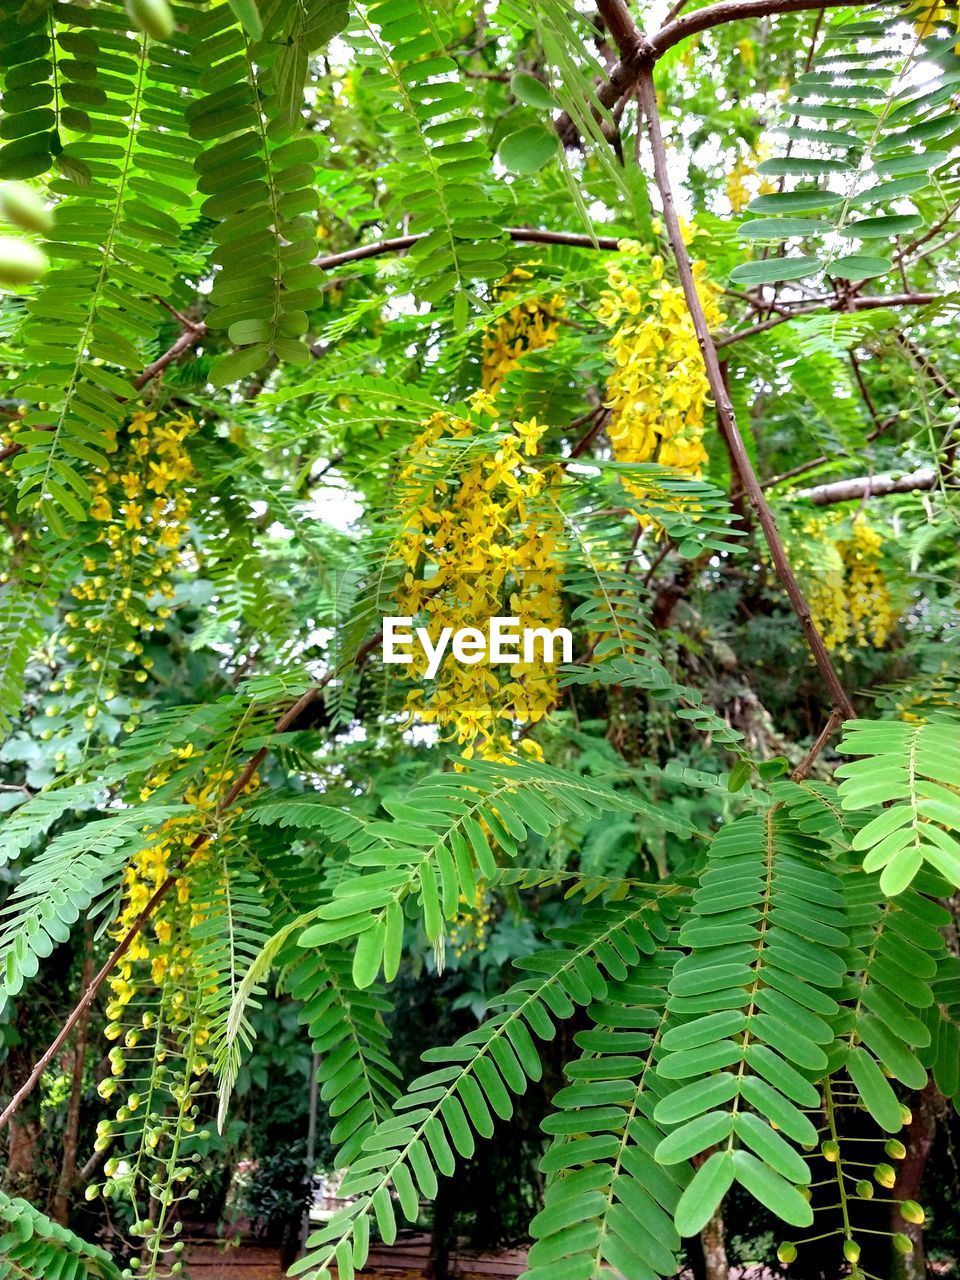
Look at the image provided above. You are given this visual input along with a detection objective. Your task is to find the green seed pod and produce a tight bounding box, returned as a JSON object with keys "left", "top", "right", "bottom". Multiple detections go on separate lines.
{"left": 893, "top": 1233, "right": 913, "bottom": 1256}
{"left": 843, "top": 1239, "right": 861, "bottom": 1264}
{"left": 855, "top": 1180, "right": 873, "bottom": 1200}
{"left": 777, "top": 1242, "right": 798, "bottom": 1264}
{"left": 0, "top": 182, "right": 52, "bottom": 234}
{"left": 885, "top": 1138, "right": 906, "bottom": 1160}
{"left": 124, "top": 0, "right": 174, "bottom": 39}
{"left": 0, "top": 237, "right": 48, "bottom": 288}
{"left": 901, "top": 1201, "right": 925, "bottom": 1226}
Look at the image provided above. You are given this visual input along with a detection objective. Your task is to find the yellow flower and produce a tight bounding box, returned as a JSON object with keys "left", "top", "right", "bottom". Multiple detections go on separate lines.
{"left": 122, "top": 501, "right": 143, "bottom": 531}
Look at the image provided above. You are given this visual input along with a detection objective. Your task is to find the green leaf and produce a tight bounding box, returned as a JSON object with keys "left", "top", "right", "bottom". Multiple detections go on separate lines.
{"left": 846, "top": 1045, "right": 903, "bottom": 1133}
{"left": 729, "top": 256, "right": 820, "bottom": 285}
{"left": 830, "top": 253, "right": 891, "bottom": 279}
{"left": 839, "top": 214, "right": 923, "bottom": 239}
{"left": 747, "top": 191, "right": 844, "bottom": 214}
{"left": 511, "top": 72, "right": 555, "bottom": 110}
{"left": 732, "top": 1150, "right": 813, "bottom": 1227}
{"left": 674, "top": 1151, "right": 735, "bottom": 1237}
{"left": 227, "top": 0, "right": 262, "bottom": 38}
{"left": 498, "top": 124, "right": 559, "bottom": 174}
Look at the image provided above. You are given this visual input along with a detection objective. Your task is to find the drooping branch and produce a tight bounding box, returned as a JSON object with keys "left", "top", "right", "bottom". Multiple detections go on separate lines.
{"left": 0, "top": 633, "right": 383, "bottom": 1134}
{"left": 629, "top": 52, "right": 856, "bottom": 721}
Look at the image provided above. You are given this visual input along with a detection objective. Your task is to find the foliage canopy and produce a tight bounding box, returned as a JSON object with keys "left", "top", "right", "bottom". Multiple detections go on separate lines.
{"left": 0, "top": 0, "right": 958, "bottom": 1278}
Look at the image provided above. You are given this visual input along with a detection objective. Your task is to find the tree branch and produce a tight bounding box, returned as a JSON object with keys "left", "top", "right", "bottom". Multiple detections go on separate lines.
{"left": 585, "top": 0, "right": 873, "bottom": 121}
{"left": 635, "top": 62, "right": 856, "bottom": 721}
{"left": 794, "top": 468, "right": 938, "bottom": 505}
{"left": 0, "top": 633, "right": 383, "bottom": 1135}
{"left": 312, "top": 225, "right": 623, "bottom": 271}
{"left": 715, "top": 292, "right": 943, "bottom": 349}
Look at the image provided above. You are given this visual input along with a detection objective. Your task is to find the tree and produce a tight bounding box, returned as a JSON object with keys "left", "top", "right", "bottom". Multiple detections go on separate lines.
{"left": 0, "top": 0, "right": 958, "bottom": 1278}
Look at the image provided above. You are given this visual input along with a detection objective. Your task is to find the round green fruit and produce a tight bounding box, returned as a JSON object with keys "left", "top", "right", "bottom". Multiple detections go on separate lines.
{"left": 124, "top": 0, "right": 174, "bottom": 40}
{"left": 0, "top": 182, "right": 53, "bottom": 234}
{"left": 0, "top": 237, "right": 48, "bottom": 287}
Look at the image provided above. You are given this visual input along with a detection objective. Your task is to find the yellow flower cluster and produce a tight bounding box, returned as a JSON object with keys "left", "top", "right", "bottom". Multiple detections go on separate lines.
{"left": 841, "top": 518, "right": 896, "bottom": 648}
{"left": 481, "top": 266, "right": 564, "bottom": 393}
{"left": 907, "top": 0, "right": 960, "bottom": 44}
{"left": 450, "top": 886, "right": 496, "bottom": 958}
{"left": 395, "top": 401, "right": 564, "bottom": 759}
{"left": 725, "top": 144, "right": 776, "bottom": 214}
{"left": 96, "top": 756, "right": 260, "bottom": 1246}
{"left": 802, "top": 515, "right": 899, "bottom": 653}
{"left": 598, "top": 245, "right": 724, "bottom": 503}
{"left": 62, "top": 410, "right": 196, "bottom": 683}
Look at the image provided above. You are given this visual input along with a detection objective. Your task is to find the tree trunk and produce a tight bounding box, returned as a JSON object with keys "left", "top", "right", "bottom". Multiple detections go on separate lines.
{"left": 6, "top": 1117, "right": 40, "bottom": 1196}
{"left": 51, "top": 932, "right": 94, "bottom": 1223}
{"left": 700, "top": 1210, "right": 729, "bottom": 1280}
{"left": 426, "top": 1178, "right": 455, "bottom": 1280}
{"left": 890, "top": 1081, "right": 940, "bottom": 1280}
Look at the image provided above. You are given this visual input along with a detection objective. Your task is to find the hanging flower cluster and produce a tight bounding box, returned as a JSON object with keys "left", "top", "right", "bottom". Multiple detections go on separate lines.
{"left": 481, "top": 266, "right": 564, "bottom": 393}
{"left": 394, "top": 400, "right": 564, "bottom": 760}
{"left": 92, "top": 754, "right": 259, "bottom": 1270}
{"left": 450, "top": 884, "right": 496, "bottom": 958}
{"left": 800, "top": 514, "right": 899, "bottom": 653}
{"left": 60, "top": 410, "right": 195, "bottom": 691}
{"left": 598, "top": 241, "right": 724, "bottom": 501}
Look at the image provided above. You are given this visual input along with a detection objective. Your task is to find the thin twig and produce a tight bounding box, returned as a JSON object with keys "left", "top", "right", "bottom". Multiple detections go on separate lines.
{"left": 792, "top": 708, "right": 843, "bottom": 781}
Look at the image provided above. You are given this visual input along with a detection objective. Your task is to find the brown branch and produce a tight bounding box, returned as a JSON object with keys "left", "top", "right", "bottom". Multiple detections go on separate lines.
{"left": 792, "top": 708, "right": 842, "bottom": 781}
{"left": 312, "top": 225, "right": 623, "bottom": 272}
{"left": 50, "top": 928, "right": 94, "bottom": 1222}
{"left": 0, "top": 633, "right": 383, "bottom": 1135}
{"left": 795, "top": 468, "right": 938, "bottom": 505}
{"left": 1, "top": 324, "right": 208, "bottom": 466}
{"left": 715, "top": 292, "right": 943, "bottom": 349}
{"left": 570, "top": 407, "right": 611, "bottom": 458}
{"left": 584, "top": 0, "right": 873, "bottom": 122}
{"left": 761, "top": 412, "right": 896, "bottom": 490}
{"left": 133, "top": 324, "right": 207, "bottom": 392}
{"left": 635, "top": 62, "right": 856, "bottom": 721}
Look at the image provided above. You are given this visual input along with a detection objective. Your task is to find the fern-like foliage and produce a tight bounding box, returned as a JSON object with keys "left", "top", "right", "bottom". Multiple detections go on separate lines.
{"left": 286, "top": 948, "right": 402, "bottom": 1167}
{"left": 0, "top": 804, "right": 184, "bottom": 1009}
{"left": 732, "top": 8, "right": 960, "bottom": 289}
{"left": 188, "top": 2, "right": 327, "bottom": 384}
{"left": 345, "top": 0, "right": 504, "bottom": 319}
{"left": 292, "top": 893, "right": 681, "bottom": 1280}
{"left": 295, "top": 757, "right": 639, "bottom": 985}
{"left": 840, "top": 874, "right": 948, "bottom": 1129}
{"left": 524, "top": 947, "right": 686, "bottom": 1280}
{"left": 836, "top": 718, "right": 960, "bottom": 893}
{"left": 12, "top": 13, "right": 200, "bottom": 532}
{"left": 653, "top": 810, "right": 845, "bottom": 1236}
{"left": 0, "top": 1188, "right": 121, "bottom": 1279}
